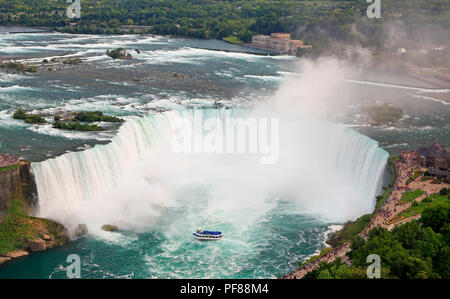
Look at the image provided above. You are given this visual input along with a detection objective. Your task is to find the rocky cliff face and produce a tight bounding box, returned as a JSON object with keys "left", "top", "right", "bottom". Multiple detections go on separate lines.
{"left": 0, "top": 161, "right": 38, "bottom": 217}
{"left": 0, "top": 161, "right": 69, "bottom": 267}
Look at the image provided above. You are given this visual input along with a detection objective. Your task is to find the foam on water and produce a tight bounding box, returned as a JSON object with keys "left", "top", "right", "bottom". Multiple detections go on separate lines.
{"left": 32, "top": 109, "right": 388, "bottom": 235}
{"left": 0, "top": 85, "right": 37, "bottom": 92}
{"left": 344, "top": 78, "right": 450, "bottom": 93}
{"left": 411, "top": 93, "right": 450, "bottom": 106}
{"left": 0, "top": 73, "right": 27, "bottom": 83}
{"left": 137, "top": 47, "right": 272, "bottom": 65}
{"left": 244, "top": 74, "right": 283, "bottom": 82}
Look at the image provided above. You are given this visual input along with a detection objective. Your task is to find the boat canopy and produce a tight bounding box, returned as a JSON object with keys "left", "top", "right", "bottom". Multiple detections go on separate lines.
{"left": 196, "top": 229, "right": 222, "bottom": 235}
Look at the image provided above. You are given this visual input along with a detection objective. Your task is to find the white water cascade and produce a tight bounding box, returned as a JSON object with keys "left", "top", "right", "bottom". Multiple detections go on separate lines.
{"left": 32, "top": 109, "right": 388, "bottom": 233}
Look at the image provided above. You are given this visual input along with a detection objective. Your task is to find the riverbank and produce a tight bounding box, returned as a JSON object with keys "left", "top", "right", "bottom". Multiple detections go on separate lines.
{"left": 282, "top": 151, "right": 450, "bottom": 279}
{"left": 0, "top": 156, "right": 69, "bottom": 267}
{"left": 0, "top": 197, "right": 68, "bottom": 267}
{"left": 280, "top": 159, "right": 392, "bottom": 279}
{"left": 0, "top": 26, "right": 52, "bottom": 34}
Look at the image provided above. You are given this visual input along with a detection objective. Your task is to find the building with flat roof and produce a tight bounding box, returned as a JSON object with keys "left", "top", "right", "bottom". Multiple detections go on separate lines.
{"left": 251, "top": 33, "right": 307, "bottom": 55}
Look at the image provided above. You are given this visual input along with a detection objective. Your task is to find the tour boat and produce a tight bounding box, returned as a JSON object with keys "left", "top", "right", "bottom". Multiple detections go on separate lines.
{"left": 193, "top": 229, "right": 223, "bottom": 241}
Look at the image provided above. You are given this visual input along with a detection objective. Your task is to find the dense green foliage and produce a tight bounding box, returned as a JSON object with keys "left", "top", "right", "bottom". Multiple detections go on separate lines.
{"left": 328, "top": 214, "right": 371, "bottom": 247}
{"left": 0, "top": 199, "right": 68, "bottom": 255}
{"left": 12, "top": 108, "right": 46, "bottom": 124}
{"left": 52, "top": 121, "right": 104, "bottom": 131}
{"left": 303, "top": 257, "right": 370, "bottom": 279}
{"left": 12, "top": 108, "right": 27, "bottom": 120}
{"left": 306, "top": 200, "right": 450, "bottom": 279}
{"left": 397, "top": 193, "right": 449, "bottom": 222}
{"left": 12, "top": 109, "right": 122, "bottom": 131}
{"left": 298, "top": 247, "right": 333, "bottom": 268}
{"left": 74, "top": 111, "right": 124, "bottom": 123}
{"left": 23, "top": 114, "right": 47, "bottom": 124}
{"left": 0, "top": 0, "right": 449, "bottom": 55}
{"left": 420, "top": 201, "right": 449, "bottom": 234}
{"left": 0, "top": 199, "right": 29, "bottom": 254}
{"left": 223, "top": 35, "right": 244, "bottom": 45}
{"left": 440, "top": 188, "right": 449, "bottom": 196}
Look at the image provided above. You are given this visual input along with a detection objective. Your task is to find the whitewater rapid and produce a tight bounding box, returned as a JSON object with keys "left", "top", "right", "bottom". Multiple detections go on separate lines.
{"left": 32, "top": 109, "right": 388, "bottom": 234}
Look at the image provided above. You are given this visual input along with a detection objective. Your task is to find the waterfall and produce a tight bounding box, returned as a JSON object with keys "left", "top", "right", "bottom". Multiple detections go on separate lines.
{"left": 325, "top": 124, "right": 388, "bottom": 206}
{"left": 32, "top": 109, "right": 388, "bottom": 233}
{"left": 31, "top": 112, "right": 177, "bottom": 230}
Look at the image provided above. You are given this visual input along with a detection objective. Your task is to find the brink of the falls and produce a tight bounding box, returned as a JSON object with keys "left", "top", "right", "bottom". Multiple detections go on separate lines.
{"left": 31, "top": 109, "right": 388, "bottom": 234}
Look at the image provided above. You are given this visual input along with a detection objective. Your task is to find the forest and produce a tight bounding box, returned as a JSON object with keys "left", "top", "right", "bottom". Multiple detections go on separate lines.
{"left": 1, "top": 0, "right": 449, "bottom": 55}
{"left": 304, "top": 200, "right": 450, "bottom": 279}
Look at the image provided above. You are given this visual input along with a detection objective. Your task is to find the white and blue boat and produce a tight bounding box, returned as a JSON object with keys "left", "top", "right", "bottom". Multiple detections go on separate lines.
{"left": 193, "top": 229, "right": 223, "bottom": 241}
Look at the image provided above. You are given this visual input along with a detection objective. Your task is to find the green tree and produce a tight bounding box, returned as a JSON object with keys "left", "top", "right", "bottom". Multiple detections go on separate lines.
{"left": 420, "top": 201, "right": 449, "bottom": 233}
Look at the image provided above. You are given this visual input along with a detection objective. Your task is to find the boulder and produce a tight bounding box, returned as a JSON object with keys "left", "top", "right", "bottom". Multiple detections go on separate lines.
{"left": 101, "top": 224, "right": 118, "bottom": 232}
{"left": 6, "top": 250, "right": 29, "bottom": 258}
{"left": 27, "top": 238, "right": 47, "bottom": 252}
{"left": 74, "top": 224, "right": 88, "bottom": 237}
{"left": 0, "top": 256, "right": 12, "bottom": 265}
{"left": 42, "top": 234, "right": 51, "bottom": 241}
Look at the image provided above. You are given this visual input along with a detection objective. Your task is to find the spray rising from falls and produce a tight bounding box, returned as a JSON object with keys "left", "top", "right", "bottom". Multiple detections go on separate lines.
{"left": 32, "top": 108, "right": 388, "bottom": 234}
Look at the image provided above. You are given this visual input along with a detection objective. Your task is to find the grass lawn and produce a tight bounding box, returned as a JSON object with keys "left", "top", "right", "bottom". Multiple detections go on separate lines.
{"left": 223, "top": 35, "right": 243, "bottom": 45}
{"left": 400, "top": 189, "right": 425, "bottom": 204}
{"left": 338, "top": 214, "right": 371, "bottom": 241}
{"left": 421, "top": 176, "right": 434, "bottom": 181}
{"left": 405, "top": 194, "right": 449, "bottom": 216}
{"left": 0, "top": 163, "right": 19, "bottom": 173}
{"left": 0, "top": 199, "right": 67, "bottom": 255}
{"left": 327, "top": 214, "right": 371, "bottom": 247}
{"left": 298, "top": 247, "right": 334, "bottom": 268}
{"left": 388, "top": 193, "right": 449, "bottom": 224}
{"left": 0, "top": 199, "right": 31, "bottom": 254}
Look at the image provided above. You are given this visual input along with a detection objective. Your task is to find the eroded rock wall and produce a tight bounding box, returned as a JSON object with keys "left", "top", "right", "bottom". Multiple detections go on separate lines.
{"left": 0, "top": 161, "right": 37, "bottom": 216}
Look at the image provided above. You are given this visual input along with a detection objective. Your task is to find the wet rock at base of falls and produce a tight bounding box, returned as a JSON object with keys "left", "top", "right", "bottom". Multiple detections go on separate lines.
{"left": 6, "top": 250, "right": 29, "bottom": 258}
{"left": 27, "top": 238, "right": 47, "bottom": 252}
{"left": 74, "top": 224, "right": 89, "bottom": 237}
{"left": 101, "top": 224, "right": 119, "bottom": 232}
{"left": 0, "top": 256, "right": 12, "bottom": 265}
{"left": 42, "top": 233, "right": 51, "bottom": 241}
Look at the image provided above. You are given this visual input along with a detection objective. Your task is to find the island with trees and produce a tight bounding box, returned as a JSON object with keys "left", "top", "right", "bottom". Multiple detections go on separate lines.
{"left": 362, "top": 104, "right": 403, "bottom": 126}
{"left": 12, "top": 109, "right": 124, "bottom": 131}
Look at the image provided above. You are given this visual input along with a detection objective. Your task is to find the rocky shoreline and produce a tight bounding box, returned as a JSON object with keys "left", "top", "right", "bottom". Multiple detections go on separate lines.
{"left": 0, "top": 217, "right": 68, "bottom": 267}
{"left": 0, "top": 51, "right": 236, "bottom": 100}
{"left": 0, "top": 158, "right": 69, "bottom": 267}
